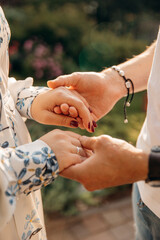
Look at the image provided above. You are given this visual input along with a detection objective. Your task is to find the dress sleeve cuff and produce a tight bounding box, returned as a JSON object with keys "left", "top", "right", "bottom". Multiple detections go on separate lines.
{"left": 16, "top": 86, "right": 49, "bottom": 119}
{"left": 0, "top": 140, "right": 59, "bottom": 231}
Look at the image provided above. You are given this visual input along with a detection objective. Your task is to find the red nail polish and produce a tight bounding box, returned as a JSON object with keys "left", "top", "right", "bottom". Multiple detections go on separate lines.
{"left": 93, "top": 120, "right": 97, "bottom": 128}
{"left": 70, "top": 121, "right": 78, "bottom": 127}
{"left": 91, "top": 125, "right": 95, "bottom": 132}
{"left": 88, "top": 122, "right": 91, "bottom": 129}
{"left": 89, "top": 108, "right": 92, "bottom": 113}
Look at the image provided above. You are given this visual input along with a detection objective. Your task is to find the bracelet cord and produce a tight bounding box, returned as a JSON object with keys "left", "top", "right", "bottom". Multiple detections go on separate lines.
{"left": 111, "top": 66, "right": 134, "bottom": 123}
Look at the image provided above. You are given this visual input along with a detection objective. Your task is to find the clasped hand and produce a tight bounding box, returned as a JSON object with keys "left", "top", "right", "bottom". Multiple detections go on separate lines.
{"left": 31, "top": 86, "right": 97, "bottom": 132}
{"left": 41, "top": 129, "right": 148, "bottom": 191}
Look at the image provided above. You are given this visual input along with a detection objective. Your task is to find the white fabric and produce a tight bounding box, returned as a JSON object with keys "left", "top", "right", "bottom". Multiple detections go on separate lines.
{"left": 137, "top": 28, "right": 160, "bottom": 218}
{"left": 0, "top": 6, "right": 59, "bottom": 240}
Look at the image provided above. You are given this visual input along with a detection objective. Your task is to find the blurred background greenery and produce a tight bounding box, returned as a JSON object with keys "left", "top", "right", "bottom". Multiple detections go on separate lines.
{"left": 2, "top": 0, "right": 160, "bottom": 215}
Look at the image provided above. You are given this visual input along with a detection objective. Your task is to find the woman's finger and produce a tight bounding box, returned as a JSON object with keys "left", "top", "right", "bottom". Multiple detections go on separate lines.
{"left": 60, "top": 103, "right": 69, "bottom": 115}
{"left": 69, "top": 106, "right": 78, "bottom": 118}
{"left": 54, "top": 106, "right": 62, "bottom": 114}
{"left": 69, "top": 145, "right": 86, "bottom": 157}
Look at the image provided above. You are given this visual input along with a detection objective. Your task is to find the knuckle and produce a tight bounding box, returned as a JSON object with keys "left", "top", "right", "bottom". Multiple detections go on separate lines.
{"left": 52, "top": 129, "right": 68, "bottom": 141}
{"left": 56, "top": 88, "right": 66, "bottom": 98}
{"left": 52, "top": 129, "right": 62, "bottom": 134}
{"left": 71, "top": 72, "right": 80, "bottom": 78}
{"left": 96, "top": 135, "right": 109, "bottom": 148}
{"left": 57, "top": 75, "right": 65, "bottom": 80}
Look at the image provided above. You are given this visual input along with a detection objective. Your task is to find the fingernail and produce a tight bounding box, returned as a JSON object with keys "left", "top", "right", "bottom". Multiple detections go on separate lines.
{"left": 89, "top": 107, "right": 92, "bottom": 113}
{"left": 91, "top": 125, "right": 95, "bottom": 132}
{"left": 88, "top": 122, "right": 91, "bottom": 129}
{"left": 92, "top": 120, "right": 97, "bottom": 128}
{"left": 70, "top": 121, "right": 78, "bottom": 127}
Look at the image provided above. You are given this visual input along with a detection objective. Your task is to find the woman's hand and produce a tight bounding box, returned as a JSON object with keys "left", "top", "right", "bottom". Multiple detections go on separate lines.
{"left": 40, "top": 129, "right": 86, "bottom": 172}
{"left": 31, "top": 86, "right": 95, "bottom": 132}
{"left": 61, "top": 135, "right": 148, "bottom": 190}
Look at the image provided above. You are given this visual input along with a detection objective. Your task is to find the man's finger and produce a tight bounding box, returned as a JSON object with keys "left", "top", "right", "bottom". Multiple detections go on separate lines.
{"left": 47, "top": 73, "right": 80, "bottom": 89}
{"left": 60, "top": 163, "right": 84, "bottom": 181}
{"left": 80, "top": 136, "right": 97, "bottom": 151}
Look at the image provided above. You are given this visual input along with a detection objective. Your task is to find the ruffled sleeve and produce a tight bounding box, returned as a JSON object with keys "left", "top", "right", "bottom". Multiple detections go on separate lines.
{"left": 0, "top": 139, "right": 59, "bottom": 230}
{"left": 8, "top": 77, "right": 49, "bottom": 119}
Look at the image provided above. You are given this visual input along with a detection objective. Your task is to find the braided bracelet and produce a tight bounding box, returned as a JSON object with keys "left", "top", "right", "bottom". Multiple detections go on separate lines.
{"left": 111, "top": 65, "right": 134, "bottom": 123}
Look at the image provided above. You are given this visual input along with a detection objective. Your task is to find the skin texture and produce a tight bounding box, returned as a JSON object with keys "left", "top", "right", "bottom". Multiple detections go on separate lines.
{"left": 48, "top": 42, "right": 156, "bottom": 121}
{"left": 47, "top": 42, "right": 156, "bottom": 190}
{"left": 40, "top": 130, "right": 86, "bottom": 172}
{"left": 31, "top": 87, "right": 95, "bottom": 132}
{"left": 61, "top": 135, "right": 149, "bottom": 191}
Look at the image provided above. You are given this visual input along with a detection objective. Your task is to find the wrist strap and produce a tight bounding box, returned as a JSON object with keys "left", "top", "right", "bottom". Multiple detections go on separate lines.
{"left": 146, "top": 151, "right": 160, "bottom": 182}
{"left": 111, "top": 65, "right": 134, "bottom": 123}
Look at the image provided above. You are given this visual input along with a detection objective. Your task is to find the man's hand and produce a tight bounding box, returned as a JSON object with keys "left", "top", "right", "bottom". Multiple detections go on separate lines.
{"left": 61, "top": 135, "right": 148, "bottom": 190}
{"left": 47, "top": 70, "right": 126, "bottom": 122}
{"left": 31, "top": 87, "right": 95, "bottom": 132}
{"left": 48, "top": 42, "right": 156, "bottom": 122}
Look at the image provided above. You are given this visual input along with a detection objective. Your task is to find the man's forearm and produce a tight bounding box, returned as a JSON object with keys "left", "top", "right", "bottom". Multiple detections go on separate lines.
{"left": 103, "top": 41, "right": 156, "bottom": 99}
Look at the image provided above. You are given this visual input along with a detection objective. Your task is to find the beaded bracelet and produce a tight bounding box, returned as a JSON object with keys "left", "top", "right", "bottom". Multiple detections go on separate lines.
{"left": 111, "top": 65, "right": 134, "bottom": 123}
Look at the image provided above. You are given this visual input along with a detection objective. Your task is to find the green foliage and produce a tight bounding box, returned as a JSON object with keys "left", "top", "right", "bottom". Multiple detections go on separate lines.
{"left": 42, "top": 177, "right": 81, "bottom": 215}
{"left": 5, "top": 3, "right": 95, "bottom": 79}
{"left": 3, "top": 0, "right": 157, "bottom": 215}
{"left": 79, "top": 30, "right": 146, "bottom": 71}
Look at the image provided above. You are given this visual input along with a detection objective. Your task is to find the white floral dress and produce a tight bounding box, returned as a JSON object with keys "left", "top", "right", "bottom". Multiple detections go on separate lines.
{"left": 0, "top": 6, "right": 59, "bottom": 240}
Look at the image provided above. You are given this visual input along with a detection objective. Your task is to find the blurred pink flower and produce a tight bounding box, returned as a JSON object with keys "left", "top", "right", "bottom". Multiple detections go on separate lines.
{"left": 47, "top": 57, "right": 62, "bottom": 77}
{"left": 23, "top": 40, "right": 34, "bottom": 52}
{"left": 32, "top": 58, "right": 47, "bottom": 69}
{"left": 34, "top": 44, "right": 48, "bottom": 57}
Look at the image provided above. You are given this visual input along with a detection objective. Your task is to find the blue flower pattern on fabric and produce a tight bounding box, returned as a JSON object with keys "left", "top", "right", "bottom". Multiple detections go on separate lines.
{"left": 5, "top": 184, "right": 19, "bottom": 205}
{"left": 15, "top": 149, "right": 30, "bottom": 167}
{"left": 16, "top": 86, "right": 49, "bottom": 119}
{"left": 0, "top": 7, "right": 50, "bottom": 239}
{"left": 24, "top": 210, "right": 40, "bottom": 230}
{"left": 16, "top": 98, "right": 25, "bottom": 110}
{"left": 21, "top": 230, "right": 32, "bottom": 240}
{"left": 21, "top": 209, "right": 42, "bottom": 240}
{"left": 3, "top": 142, "right": 59, "bottom": 200}
{"left": 0, "top": 37, "right": 3, "bottom": 47}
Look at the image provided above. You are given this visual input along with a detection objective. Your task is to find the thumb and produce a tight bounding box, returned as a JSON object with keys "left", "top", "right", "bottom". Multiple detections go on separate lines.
{"left": 60, "top": 162, "right": 85, "bottom": 182}
{"left": 47, "top": 73, "right": 80, "bottom": 89}
{"left": 80, "top": 136, "right": 97, "bottom": 151}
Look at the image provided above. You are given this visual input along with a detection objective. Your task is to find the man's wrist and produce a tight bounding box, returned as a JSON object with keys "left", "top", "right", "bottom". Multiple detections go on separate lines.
{"left": 136, "top": 151, "right": 149, "bottom": 181}
{"left": 102, "top": 67, "right": 127, "bottom": 100}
